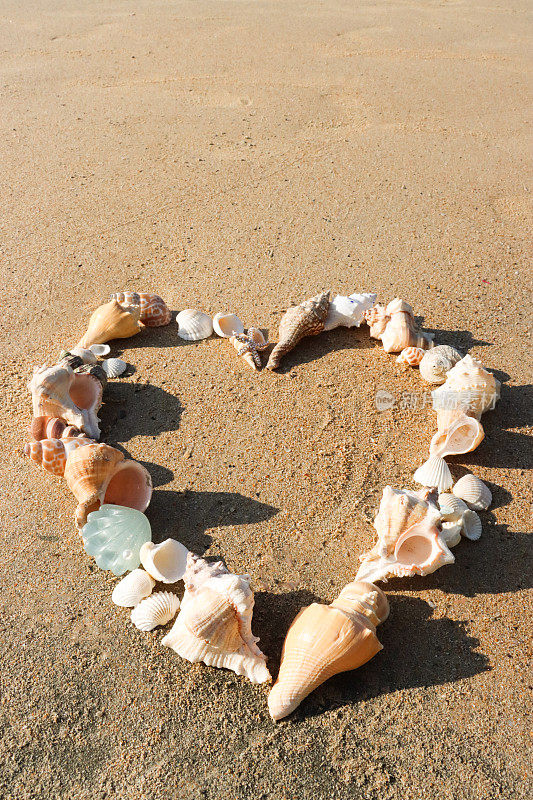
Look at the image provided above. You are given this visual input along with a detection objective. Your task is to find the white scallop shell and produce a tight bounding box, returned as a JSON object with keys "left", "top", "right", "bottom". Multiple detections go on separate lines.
{"left": 413, "top": 455, "right": 453, "bottom": 492}
{"left": 69, "top": 346, "right": 98, "bottom": 364}
{"left": 130, "top": 591, "right": 180, "bottom": 631}
{"left": 438, "top": 493, "right": 469, "bottom": 522}
{"left": 419, "top": 345, "right": 463, "bottom": 384}
{"left": 462, "top": 510, "right": 482, "bottom": 541}
{"left": 140, "top": 539, "right": 189, "bottom": 583}
{"left": 441, "top": 520, "right": 462, "bottom": 548}
{"left": 112, "top": 569, "right": 156, "bottom": 607}
{"left": 89, "top": 344, "right": 111, "bottom": 357}
{"left": 452, "top": 474, "right": 492, "bottom": 510}
{"left": 102, "top": 357, "right": 127, "bottom": 378}
{"left": 213, "top": 312, "right": 245, "bottom": 338}
{"left": 176, "top": 309, "right": 213, "bottom": 341}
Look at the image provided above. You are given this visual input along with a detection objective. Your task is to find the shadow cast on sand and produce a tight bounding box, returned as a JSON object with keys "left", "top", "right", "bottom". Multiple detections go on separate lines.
{"left": 269, "top": 325, "right": 377, "bottom": 374}
{"left": 99, "top": 381, "right": 183, "bottom": 443}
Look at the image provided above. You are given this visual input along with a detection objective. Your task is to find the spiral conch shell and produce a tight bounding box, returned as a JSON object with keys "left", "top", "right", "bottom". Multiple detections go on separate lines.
{"left": 229, "top": 328, "right": 269, "bottom": 370}
{"left": 24, "top": 437, "right": 93, "bottom": 477}
{"left": 161, "top": 553, "right": 271, "bottom": 684}
{"left": 64, "top": 443, "right": 153, "bottom": 528}
{"left": 77, "top": 300, "right": 141, "bottom": 349}
{"left": 266, "top": 291, "right": 330, "bottom": 370}
{"left": 268, "top": 581, "right": 389, "bottom": 721}
{"left": 379, "top": 299, "right": 434, "bottom": 353}
{"left": 419, "top": 344, "right": 463, "bottom": 385}
{"left": 111, "top": 292, "right": 172, "bottom": 327}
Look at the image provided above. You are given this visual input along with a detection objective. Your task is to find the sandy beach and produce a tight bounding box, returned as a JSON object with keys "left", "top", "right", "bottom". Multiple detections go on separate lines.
{"left": 0, "top": 1, "right": 531, "bottom": 797}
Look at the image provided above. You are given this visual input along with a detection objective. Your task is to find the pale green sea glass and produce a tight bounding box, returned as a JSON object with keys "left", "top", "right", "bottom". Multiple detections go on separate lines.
{"left": 82, "top": 504, "right": 152, "bottom": 576}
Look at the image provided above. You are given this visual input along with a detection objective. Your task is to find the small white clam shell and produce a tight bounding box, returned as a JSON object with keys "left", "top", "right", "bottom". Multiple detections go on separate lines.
{"left": 213, "top": 312, "right": 245, "bottom": 338}
{"left": 112, "top": 569, "right": 156, "bottom": 607}
{"left": 140, "top": 539, "right": 189, "bottom": 583}
{"left": 441, "top": 521, "right": 462, "bottom": 548}
{"left": 413, "top": 455, "right": 453, "bottom": 492}
{"left": 419, "top": 345, "right": 463, "bottom": 385}
{"left": 452, "top": 474, "right": 492, "bottom": 510}
{"left": 462, "top": 510, "right": 482, "bottom": 541}
{"left": 89, "top": 343, "right": 111, "bottom": 357}
{"left": 70, "top": 346, "right": 98, "bottom": 364}
{"left": 102, "top": 357, "right": 127, "bottom": 378}
{"left": 176, "top": 309, "right": 213, "bottom": 341}
{"left": 438, "top": 493, "right": 469, "bottom": 522}
{"left": 130, "top": 591, "right": 180, "bottom": 631}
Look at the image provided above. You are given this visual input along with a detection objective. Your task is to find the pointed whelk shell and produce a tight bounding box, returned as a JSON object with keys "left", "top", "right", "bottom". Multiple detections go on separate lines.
{"left": 64, "top": 443, "right": 153, "bottom": 528}
{"left": 413, "top": 455, "right": 453, "bottom": 492}
{"left": 24, "top": 437, "right": 93, "bottom": 477}
{"left": 131, "top": 591, "right": 180, "bottom": 631}
{"left": 77, "top": 300, "right": 141, "bottom": 349}
{"left": 161, "top": 553, "right": 270, "bottom": 684}
{"left": 102, "top": 358, "right": 127, "bottom": 378}
{"left": 429, "top": 413, "right": 485, "bottom": 459}
{"left": 111, "top": 292, "right": 172, "bottom": 326}
{"left": 452, "top": 474, "right": 492, "bottom": 511}
{"left": 419, "top": 344, "right": 463, "bottom": 385}
{"left": 140, "top": 539, "right": 189, "bottom": 583}
{"left": 176, "top": 309, "right": 213, "bottom": 341}
{"left": 396, "top": 346, "right": 426, "bottom": 366}
{"left": 268, "top": 580, "right": 388, "bottom": 721}
{"left": 229, "top": 328, "right": 268, "bottom": 370}
{"left": 323, "top": 292, "right": 377, "bottom": 331}
{"left": 112, "top": 568, "right": 156, "bottom": 607}
{"left": 28, "top": 362, "right": 103, "bottom": 440}
{"left": 267, "top": 291, "right": 330, "bottom": 370}
{"left": 213, "top": 313, "right": 245, "bottom": 338}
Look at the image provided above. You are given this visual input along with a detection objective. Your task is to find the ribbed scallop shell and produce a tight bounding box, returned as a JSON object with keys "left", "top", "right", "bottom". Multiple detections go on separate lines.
{"left": 413, "top": 455, "right": 453, "bottom": 492}
{"left": 396, "top": 346, "right": 425, "bottom": 366}
{"left": 419, "top": 345, "right": 463, "bottom": 384}
{"left": 102, "top": 358, "right": 127, "bottom": 378}
{"left": 437, "top": 493, "right": 469, "bottom": 522}
{"left": 24, "top": 437, "right": 92, "bottom": 477}
{"left": 176, "top": 309, "right": 213, "bottom": 341}
{"left": 111, "top": 292, "right": 172, "bottom": 326}
{"left": 452, "top": 474, "right": 492, "bottom": 510}
{"left": 462, "top": 510, "right": 483, "bottom": 541}
{"left": 82, "top": 504, "right": 152, "bottom": 575}
{"left": 112, "top": 569, "right": 156, "bottom": 607}
{"left": 130, "top": 591, "right": 180, "bottom": 631}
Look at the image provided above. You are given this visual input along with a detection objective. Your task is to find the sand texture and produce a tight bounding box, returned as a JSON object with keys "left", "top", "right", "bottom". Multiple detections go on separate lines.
{"left": 0, "top": 1, "right": 532, "bottom": 798}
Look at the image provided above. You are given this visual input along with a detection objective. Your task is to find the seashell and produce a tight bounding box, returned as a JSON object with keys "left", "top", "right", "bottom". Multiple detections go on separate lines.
{"left": 65, "top": 443, "right": 153, "bottom": 528}
{"left": 364, "top": 304, "right": 390, "bottom": 339}
{"left": 266, "top": 291, "right": 330, "bottom": 370}
{"left": 432, "top": 355, "right": 500, "bottom": 427}
{"left": 396, "top": 346, "right": 426, "bottom": 367}
{"left": 24, "top": 437, "right": 93, "bottom": 477}
{"left": 440, "top": 521, "right": 462, "bottom": 548}
{"left": 102, "top": 358, "right": 127, "bottom": 378}
{"left": 229, "top": 328, "right": 269, "bottom": 370}
{"left": 462, "top": 510, "right": 482, "bottom": 541}
{"left": 65, "top": 347, "right": 98, "bottom": 365}
{"left": 379, "top": 298, "right": 434, "bottom": 353}
{"left": 130, "top": 591, "right": 180, "bottom": 631}
{"left": 419, "top": 344, "right": 463, "bottom": 385}
{"left": 176, "top": 309, "right": 213, "bottom": 341}
{"left": 162, "top": 552, "right": 270, "bottom": 684}
{"left": 369, "top": 485, "right": 442, "bottom": 559}
{"left": 82, "top": 504, "right": 152, "bottom": 575}
{"left": 28, "top": 362, "right": 103, "bottom": 440}
{"left": 452, "top": 474, "right": 492, "bottom": 511}
{"left": 413, "top": 454, "right": 453, "bottom": 492}
{"left": 29, "top": 416, "right": 85, "bottom": 441}
{"left": 112, "top": 568, "right": 156, "bottom": 607}
{"left": 437, "top": 493, "right": 469, "bottom": 522}
{"left": 213, "top": 312, "right": 245, "bottom": 338}
{"left": 429, "top": 412, "right": 484, "bottom": 458}
{"left": 111, "top": 292, "right": 172, "bottom": 326}
{"left": 89, "top": 344, "right": 111, "bottom": 357}
{"left": 77, "top": 300, "right": 141, "bottom": 349}
{"left": 140, "top": 539, "right": 189, "bottom": 583}
{"left": 267, "top": 580, "right": 389, "bottom": 720}
{"left": 323, "top": 292, "right": 377, "bottom": 331}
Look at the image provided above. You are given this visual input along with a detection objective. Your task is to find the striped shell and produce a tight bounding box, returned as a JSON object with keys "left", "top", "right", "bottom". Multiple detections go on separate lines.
{"left": 111, "top": 292, "right": 172, "bottom": 327}
{"left": 112, "top": 569, "right": 156, "bottom": 607}
{"left": 24, "top": 437, "right": 93, "bottom": 477}
{"left": 452, "top": 474, "right": 492, "bottom": 511}
{"left": 130, "top": 591, "right": 180, "bottom": 631}
{"left": 413, "top": 455, "right": 453, "bottom": 492}
{"left": 266, "top": 291, "right": 330, "bottom": 370}
{"left": 462, "top": 510, "right": 483, "bottom": 541}
{"left": 396, "top": 346, "right": 426, "bottom": 366}
{"left": 438, "top": 493, "right": 469, "bottom": 522}
{"left": 176, "top": 309, "right": 213, "bottom": 341}
{"left": 29, "top": 416, "right": 85, "bottom": 441}
{"left": 102, "top": 358, "right": 127, "bottom": 378}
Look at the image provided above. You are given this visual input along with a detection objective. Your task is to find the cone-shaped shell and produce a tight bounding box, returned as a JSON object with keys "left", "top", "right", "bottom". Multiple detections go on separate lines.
{"left": 77, "top": 300, "right": 141, "bottom": 349}
{"left": 452, "top": 474, "right": 492, "bottom": 510}
{"left": 161, "top": 553, "right": 270, "bottom": 684}
{"left": 266, "top": 292, "right": 330, "bottom": 370}
{"left": 64, "top": 443, "right": 153, "bottom": 527}
{"left": 267, "top": 581, "right": 388, "bottom": 721}
{"left": 229, "top": 328, "right": 268, "bottom": 370}
{"left": 28, "top": 362, "right": 103, "bottom": 440}
{"left": 24, "top": 437, "right": 93, "bottom": 477}
{"left": 131, "top": 591, "right": 180, "bottom": 631}
{"left": 111, "top": 292, "right": 172, "bottom": 326}
{"left": 140, "top": 539, "right": 189, "bottom": 583}
{"left": 112, "top": 568, "right": 156, "bottom": 607}
{"left": 429, "top": 413, "right": 485, "bottom": 458}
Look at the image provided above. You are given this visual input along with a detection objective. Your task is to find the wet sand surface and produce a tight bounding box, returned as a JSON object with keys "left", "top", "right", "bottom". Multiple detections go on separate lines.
{"left": 0, "top": 1, "right": 531, "bottom": 798}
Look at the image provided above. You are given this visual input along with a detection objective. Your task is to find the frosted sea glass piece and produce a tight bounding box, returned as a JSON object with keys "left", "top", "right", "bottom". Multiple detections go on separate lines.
{"left": 82, "top": 504, "right": 152, "bottom": 576}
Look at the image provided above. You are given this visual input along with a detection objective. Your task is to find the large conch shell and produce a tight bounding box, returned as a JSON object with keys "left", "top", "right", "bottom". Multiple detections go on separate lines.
{"left": 267, "top": 291, "right": 330, "bottom": 370}
{"left": 432, "top": 355, "right": 500, "bottom": 429}
{"left": 229, "top": 328, "right": 269, "bottom": 370}
{"left": 267, "top": 580, "right": 389, "bottom": 721}
{"left": 111, "top": 292, "right": 172, "bottom": 327}
{"left": 379, "top": 299, "right": 433, "bottom": 353}
{"left": 161, "top": 553, "right": 271, "bottom": 684}
{"left": 28, "top": 362, "right": 104, "bottom": 440}
{"left": 77, "top": 299, "right": 141, "bottom": 349}
{"left": 64, "top": 443, "right": 153, "bottom": 527}
{"left": 24, "top": 436, "right": 93, "bottom": 477}
{"left": 323, "top": 292, "right": 376, "bottom": 331}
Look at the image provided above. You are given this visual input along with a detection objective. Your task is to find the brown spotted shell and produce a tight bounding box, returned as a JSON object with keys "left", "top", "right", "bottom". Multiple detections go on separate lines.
{"left": 267, "top": 291, "right": 330, "bottom": 369}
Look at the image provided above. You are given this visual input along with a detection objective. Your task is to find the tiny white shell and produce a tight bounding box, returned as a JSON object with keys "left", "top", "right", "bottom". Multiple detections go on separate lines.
{"left": 441, "top": 521, "right": 462, "bottom": 548}
{"left": 419, "top": 345, "right": 463, "bottom": 385}
{"left": 130, "top": 591, "right": 180, "bottom": 631}
{"left": 438, "top": 493, "right": 469, "bottom": 522}
{"left": 176, "top": 309, "right": 213, "bottom": 341}
{"left": 69, "top": 346, "right": 98, "bottom": 365}
{"left": 102, "top": 357, "right": 127, "bottom": 378}
{"left": 452, "top": 474, "right": 492, "bottom": 511}
{"left": 413, "top": 455, "right": 453, "bottom": 492}
{"left": 462, "top": 510, "right": 482, "bottom": 541}
{"left": 140, "top": 539, "right": 189, "bottom": 583}
{"left": 213, "top": 313, "right": 245, "bottom": 338}
{"left": 112, "top": 569, "right": 156, "bottom": 607}
{"left": 89, "top": 344, "right": 111, "bottom": 357}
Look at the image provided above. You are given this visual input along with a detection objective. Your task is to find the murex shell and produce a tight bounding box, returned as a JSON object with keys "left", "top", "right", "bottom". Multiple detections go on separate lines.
{"left": 82, "top": 504, "right": 152, "bottom": 576}
{"left": 268, "top": 581, "right": 389, "bottom": 721}
{"left": 112, "top": 568, "right": 156, "bottom": 607}
{"left": 419, "top": 344, "right": 463, "bottom": 384}
{"left": 267, "top": 291, "right": 330, "bottom": 370}
{"left": 323, "top": 292, "right": 376, "bottom": 331}
{"left": 131, "top": 592, "right": 180, "bottom": 632}
{"left": 140, "top": 539, "right": 189, "bottom": 583}
{"left": 176, "top": 309, "right": 213, "bottom": 341}
{"left": 24, "top": 436, "right": 92, "bottom": 477}
{"left": 111, "top": 292, "right": 172, "bottom": 327}
{"left": 161, "top": 553, "right": 270, "bottom": 684}
{"left": 452, "top": 474, "right": 492, "bottom": 510}
{"left": 77, "top": 300, "right": 141, "bottom": 349}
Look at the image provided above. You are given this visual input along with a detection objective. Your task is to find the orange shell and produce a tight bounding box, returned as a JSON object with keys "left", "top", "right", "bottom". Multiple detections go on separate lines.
{"left": 24, "top": 437, "right": 93, "bottom": 477}
{"left": 112, "top": 292, "right": 171, "bottom": 326}
{"left": 77, "top": 300, "right": 141, "bottom": 349}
